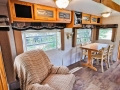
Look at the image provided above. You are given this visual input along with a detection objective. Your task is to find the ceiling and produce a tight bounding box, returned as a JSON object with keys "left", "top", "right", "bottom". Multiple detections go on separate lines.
{"left": 0, "top": 0, "right": 120, "bottom": 16}
{"left": 112, "top": 0, "right": 120, "bottom": 5}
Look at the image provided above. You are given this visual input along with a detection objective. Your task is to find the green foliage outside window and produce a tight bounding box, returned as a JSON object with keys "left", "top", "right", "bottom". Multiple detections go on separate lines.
{"left": 77, "top": 29, "right": 91, "bottom": 44}
{"left": 99, "top": 28, "right": 112, "bottom": 40}
{"left": 22, "top": 31, "right": 61, "bottom": 51}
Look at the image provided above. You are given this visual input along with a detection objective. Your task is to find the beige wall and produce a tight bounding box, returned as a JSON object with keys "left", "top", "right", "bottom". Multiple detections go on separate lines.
{"left": 46, "top": 28, "right": 82, "bottom": 66}
{"left": 96, "top": 16, "right": 120, "bottom": 61}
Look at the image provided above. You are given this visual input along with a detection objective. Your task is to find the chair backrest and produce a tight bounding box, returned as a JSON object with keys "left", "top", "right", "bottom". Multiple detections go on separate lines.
{"left": 108, "top": 44, "right": 114, "bottom": 55}
{"left": 86, "top": 41, "right": 91, "bottom": 44}
{"left": 81, "top": 41, "right": 91, "bottom": 46}
{"left": 101, "top": 45, "right": 110, "bottom": 58}
{"left": 80, "top": 44, "right": 87, "bottom": 52}
{"left": 14, "top": 49, "right": 53, "bottom": 86}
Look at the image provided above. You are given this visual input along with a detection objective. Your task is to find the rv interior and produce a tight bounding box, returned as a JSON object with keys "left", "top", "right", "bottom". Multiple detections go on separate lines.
{"left": 1, "top": 0, "right": 120, "bottom": 90}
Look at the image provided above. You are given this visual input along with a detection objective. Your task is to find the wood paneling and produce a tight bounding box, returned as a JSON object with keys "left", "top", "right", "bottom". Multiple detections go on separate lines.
{"left": 14, "top": 31, "right": 24, "bottom": 55}
{"left": 96, "top": 28, "right": 99, "bottom": 40}
{"left": 61, "top": 29, "right": 65, "bottom": 50}
{"left": 0, "top": 76, "right": 3, "bottom": 90}
{"left": 0, "top": 47, "right": 8, "bottom": 90}
{"left": 72, "top": 28, "right": 77, "bottom": 47}
{"left": 118, "top": 41, "right": 120, "bottom": 60}
{"left": 111, "top": 28, "right": 117, "bottom": 42}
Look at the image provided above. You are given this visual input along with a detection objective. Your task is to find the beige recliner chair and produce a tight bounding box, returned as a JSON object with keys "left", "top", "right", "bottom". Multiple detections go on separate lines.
{"left": 14, "top": 49, "right": 75, "bottom": 90}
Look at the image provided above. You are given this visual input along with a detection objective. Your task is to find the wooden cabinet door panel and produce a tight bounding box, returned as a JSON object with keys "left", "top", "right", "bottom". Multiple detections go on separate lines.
{"left": 91, "top": 15, "right": 98, "bottom": 24}
{"left": 34, "top": 4, "right": 56, "bottom": 21}
{"left": 57, "top": 9, "right": 71, "bottom": 22}
{"left": 82, "top": 13, "right": 91, "bottom": 24}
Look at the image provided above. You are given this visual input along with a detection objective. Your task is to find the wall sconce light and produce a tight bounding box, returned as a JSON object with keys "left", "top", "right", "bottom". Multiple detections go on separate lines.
{"left": 66, "top": 32, "right": 73, "bottom": 39}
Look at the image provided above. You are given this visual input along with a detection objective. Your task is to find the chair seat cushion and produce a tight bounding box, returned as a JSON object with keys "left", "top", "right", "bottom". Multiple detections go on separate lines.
{"left": 42, "top": 74, "right": 75, "bottom": 90}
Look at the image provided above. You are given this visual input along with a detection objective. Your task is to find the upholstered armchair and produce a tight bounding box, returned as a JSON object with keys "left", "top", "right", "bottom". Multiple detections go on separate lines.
{"left": 14, "top": 49, "right": 75, "bottom": 90}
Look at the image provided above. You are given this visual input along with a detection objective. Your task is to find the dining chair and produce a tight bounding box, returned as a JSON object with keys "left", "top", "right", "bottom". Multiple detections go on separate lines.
{"left": 91, "top": 46, "right": 110, "bottom": 72}
{"left": 80, "top": 44, "right": 88, "bottom": 60}
{"left": 86, "top": 41, "right": 92, "bottom": 44}
{"left": 108, "top": 44, "right": 114, "bottom": 67}
{"left": 80, "top": 41, "right": 95, "bottom": 60}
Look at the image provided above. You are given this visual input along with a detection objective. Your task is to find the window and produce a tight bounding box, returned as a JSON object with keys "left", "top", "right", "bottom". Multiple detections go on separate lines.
{"left": 99, "top": 28, "right": 112, "bottom": 40}
{"left": 22, "top": 30, "right": 61, "bottom": 51}
{"left": 76, "top": 29, "right": 91, "bottom": 44}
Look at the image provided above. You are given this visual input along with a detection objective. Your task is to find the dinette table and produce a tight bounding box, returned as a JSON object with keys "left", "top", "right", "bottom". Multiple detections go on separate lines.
{"left": 80, "top": 43, "right": 109, "bottom": 71}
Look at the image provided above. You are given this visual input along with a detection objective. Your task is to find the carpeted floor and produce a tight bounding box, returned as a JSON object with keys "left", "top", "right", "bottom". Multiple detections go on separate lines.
{"left": 71, "top": 60, "right": 120, "bottom": 90}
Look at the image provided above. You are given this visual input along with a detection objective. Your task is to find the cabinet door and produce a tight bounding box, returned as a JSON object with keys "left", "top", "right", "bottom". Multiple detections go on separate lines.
{"left": 91, "top": 15, "right": 98, "bottom": 24}
{"left": 74, "top": 11, "right": 82, "bottom": 25}
{"left": 34, "top": 4, "right": 56, "bottom": 21}
{"left": 0, "top": 48, "right": 8, "bottom": 90}
{"left": 82, "top": 13, "right": 91, "bottom": 24}
{"left": 57, "top": 9, "right": 71, "bottom": 22}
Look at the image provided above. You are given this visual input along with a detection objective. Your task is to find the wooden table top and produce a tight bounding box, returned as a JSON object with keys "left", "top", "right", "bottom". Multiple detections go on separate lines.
{"left": 80, "top": 43, "right": 109, "bottom": 51}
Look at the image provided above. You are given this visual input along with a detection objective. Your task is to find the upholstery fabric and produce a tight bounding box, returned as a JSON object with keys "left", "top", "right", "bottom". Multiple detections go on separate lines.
{"left": 14, "top": 49, "right": 75, "bottom": 90}
{"left": 51, "top": 66, "right": 69, "bottom": 74}
{"left": 42, "top": 74, "right": 75, "bottom": 90}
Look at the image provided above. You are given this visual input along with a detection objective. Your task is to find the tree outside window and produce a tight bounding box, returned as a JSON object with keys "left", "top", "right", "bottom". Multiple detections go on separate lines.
{"left": 22, "top": 30, "right": 61, "bottom": 51}
{"left": 99, "top": 28, "right": 112, "bottom": 40}
{"left": 76, "top": 29, "right": 91, "bottom": 44}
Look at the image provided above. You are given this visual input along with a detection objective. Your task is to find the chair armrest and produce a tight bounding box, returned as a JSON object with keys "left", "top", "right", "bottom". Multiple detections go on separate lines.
{"left": 51, "top": 66, "right": 69, "bottom": 74}
{"left": 27, "top": 83, "right": 55, "bottom": 90}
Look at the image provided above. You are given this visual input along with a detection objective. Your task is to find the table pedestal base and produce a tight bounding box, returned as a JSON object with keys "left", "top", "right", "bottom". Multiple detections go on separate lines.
{"left": 82, "top": 63, "right": 97, "bottom": 71}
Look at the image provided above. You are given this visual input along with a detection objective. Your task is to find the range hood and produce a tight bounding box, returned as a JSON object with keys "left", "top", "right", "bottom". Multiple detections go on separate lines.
{"left": 0, "top": 15, "right": 10, "bottom": 31}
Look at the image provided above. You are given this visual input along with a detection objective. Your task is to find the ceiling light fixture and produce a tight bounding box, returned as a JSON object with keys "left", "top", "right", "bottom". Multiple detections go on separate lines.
{"left": 101, "top": 12, "right": 111, "bottom": 18}
{"left": 53, "top": 0, "right": 72, "bottom": 9}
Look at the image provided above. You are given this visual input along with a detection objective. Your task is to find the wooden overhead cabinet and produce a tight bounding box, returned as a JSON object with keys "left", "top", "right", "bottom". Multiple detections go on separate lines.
{"left": 34, "top": 4, "right": 56, "bottom": 21}
{"left": 66, "top": 11, "right": 82, "bottom": 28}
{"left": 8, "top": 0, "right": 34, "bottom": 23}
{"left": 57, "top": 9, "right": 71, "bottom": 22}
{"left": 0, "top": 47, "right": 8, "bottom": 90}
{"left": 82, "top": 13, "right": 91, "bottom": 24}
{"left": 91, "top": 15, "right": 101, "bottom": 24}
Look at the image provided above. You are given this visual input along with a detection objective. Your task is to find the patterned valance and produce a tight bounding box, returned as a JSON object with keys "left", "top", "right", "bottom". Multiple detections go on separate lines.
{"left": 80, "top": 24, "right": 96, "bottom": 29}
{"left": 12, "top": 22, "right": 66, "bottom": 30}
{"left": 96, "top": 24, "right": 118, "bottom": 28}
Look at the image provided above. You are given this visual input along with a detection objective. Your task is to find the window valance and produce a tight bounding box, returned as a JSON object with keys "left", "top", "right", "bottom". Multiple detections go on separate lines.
{"left": 96, "top": 24, "right": 118, "bottom": 28}
{"left": 12, "top": 22, "right": 66, "bottom": 30}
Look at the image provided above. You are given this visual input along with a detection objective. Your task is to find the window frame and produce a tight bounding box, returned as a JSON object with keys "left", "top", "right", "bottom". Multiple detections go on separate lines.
{"left": 76, "top": 29, "right": 92, "bottom": 45}
{"left": 22, "top": 30, "right": 62, "bottom": 52}
{"left": 98, "top": 28, "right": 112, "bottom": 40}
{"left": 96, "top": 28, "right": 117, "bottom": 42}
